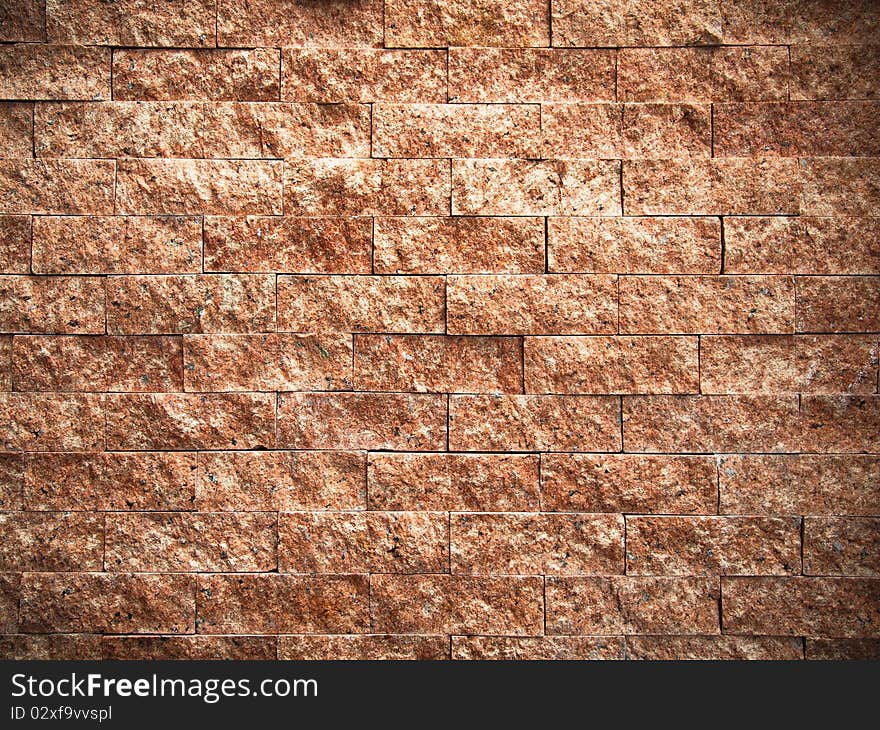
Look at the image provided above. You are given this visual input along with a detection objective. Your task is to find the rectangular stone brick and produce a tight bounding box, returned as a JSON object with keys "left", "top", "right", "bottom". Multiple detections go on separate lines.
{"left": 20, "top": 573, "right": 195, "bottom": 634}
{"left": 723, "top": 577, "right": 880, "bottom": 637}
{"left": 280, "top": 635, "right": 448, "bottom": 660}
{"left": 0, "top": 453, "right": 23, "bottom": 510}
{"left": 618, "top": 47, "right": 789, "bottom": 102}
{"left": 448, "top": 275, "right": 617, "bottom": 335}
{"left": 719, "top": 454, "right": 880, "bottom": 516}
{"left": 47, "top": 0, "right": 215, "bottom": 46}
{"left": 548, "top": 217, "right": 721, "bottom": 274}
{"left": 452, "top": 159, "right": 621, "bottom": 216}
{"left": 449, "top": 394, "right": 620, "bottom": 452}
{"left": 800, "top": 158, "right": 880, "bottom": 216}
{"left": 791, "top": 44, "right": 880, "bottom": 101}
{"left": 35, "top": 102, "right": 369, "bottom": 159}
{"left": 277, "top": 393, "right": 446, "bottom": 451}
{"left": 278, "top": 511, "right": 448, "bottom": 574}
{"left": 218, "top": 0, "right": 382, "bottom": 47}
{"left": 282, "top": 49, "right": 446, "bottom": 103}
{"left": 277, "top": 275, "right": 444, "bottom": 334}
{"left": 25, "top": 452, "right": 197, "bottom": 511}
{"left": 0, "top": 160, "right": 114, "bottom": 215}
{"left": 788, "top": 1, "right": 880, "bottom": 44}
{"left": 453, "top": 636, "right": 623, "bottom": 660}
{"left": 0, "top": 335, "right": 9, "bottom": 391}
{"left": 197, "top": 450, "right": 365, "bottom": 511}
{"left": 184, "top": 334, "right": 352, "bottom": 392}
{"left": 367, "top": 453, "right": 540, "bottom": 512}
{"left": 1, "top": 0, "right": 45, "bottom": 41}
{"left": 796, "top": 276, "right": 880, "bottom": 333}
{"left": 804, "top": 518, "right": 880, "bottom": 577}
{"left": 546, "top": 577, "right": 719, "bottom": 636}
{"left": 0, "top": 276, "right": 105, "bottom": 334}
{"left": 540, "top": 454, "right": 718, "bottom": 514}
{"left": 13, "top": 335, "right": 183, "bottom": 392}
{"left": 353, "top": 335, "right": 522, "bottom": 393}
{"left": 284, "top": 159, "right": 450, "bottom": 216}
{"left": 715, "top": 102, "right": 880, "bottom": 157}
{"left": 204, "top": 217, "right": 372, "bottom": 274}
{"left": 0, "top": 103, "right": 32, "bottom": 157}
{"left": 619, "top": 275, "right": 795, "bottom": 334}
{"left": 451, "top": 513, "right": 624, "bottom": 576}
{"left": 724, "top": 217, "right": 880, "bottom": 275}
{"left": 626, "top": 635, "right": 803, "bottom": 660}
{"left": 374, "top": 217, "right": 544, "bottom": 275}
{"left": 32, "top": 216, "right": 202, "bottom": 275}
{"left": 806, "top": 638, "right": 880, "bottom": 660}
{"left": 0, "top": 44, "right": 109, "bottom": 100}
{"left": 799, "top": 396, "right": 879, "bottom": 453}
{"left": 623, "top": 395, "right": 801, "bottom": 453}
{"left": 106, "top": 512, "right": 277, "bottom": 572}
{"left": 113, "top": 49, "right": 280, "bottom": 101}
{"left": 115, "top": 159, "right": 282, "bottom": 216}
{"left": 709, "top": 335, "right": 880, "bottom": 393}
{"left": 0, "top": 216, "right": 30, "bottom": 274}
{"left": 385, "top": 0, "right": 549, "bottom": 47}
{"left": 0, "top": 393, "right": 104, "bottom": 451}
{"left": 525, "top": 336, "right": 699, "bottom": 394}
{"left": 106, "top": 393, "right": 275, "bottom": 450}
{"left": 542, "top": 103, "right": 711, "bottom": 159}
{"left": 373, "top": 104, "right": 540, "bottom": 158}
{"left": 448, "top": 48, "right": 614, "bottom": 103}
{"left": 624, "top": 159, "right": 800, "bottom": 215}
{"left": 0, "top": 573, "right": 19, "bottom": 632}
{"left": 0, "top": 635, "right": 102, "bottom": 660}
{"left": 0, "top": 512, "right": 103, "bottom": 570}
{"left": 371, "top": 575, "right": 544, "bottom": 635}
{"left": 626, "top": 516, "right": 801, "bottom": 576}
{"left": 196, "top": 574, "right": 369, "bottom": 634}
{"left": 106, "top": 274, "right": 275, "bottom": 335}
{"left": 102, "top": 636, "right": 276, "bottom": 660}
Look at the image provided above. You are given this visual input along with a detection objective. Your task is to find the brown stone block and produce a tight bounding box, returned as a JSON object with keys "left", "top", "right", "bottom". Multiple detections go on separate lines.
{"left": 626, "top": 635, "right": 803, "bottom": 660}
{"left": 0, "top": 512, "right": 103, "bottom": 571}
{"left": 0, "top": 44, "right": 108, "bottom": 100}
{"left": 102, "top": 636, "right": 276, "bottom": 660}
{"left": 353, "top": 334, "right": 522, "bottom": 393}
{"left": 371, "top": 574, "right": 544, "bottom": 635}
{"left": 0, "top": 160, "right": 114, "bottom": 215}
{"left": 799, "top": 395, "right": 879, "bottom": 453}
{"left": 546, "top": 576, "right": 720, "bottom": 635}
{"left": 449, "top": 394, "right": 620, "bottom": 452}
{"left": 0, "top": 634, "right": 102, "bottom": 660}
{"left": 806, "top": 638, "right": 880, "bottom": 659}
{"left": 279, "top": 635, "right": 448, "bottom": 660}
{"left": 796, "top": 276, "right": 880, "bottom": 333}
{"left": 0, "top": 216, "right": 30, "bottom": 274}
{"left": 0, "top": 454, "right": 23, "bottom": 510}
{"left": 791, "top": 44, "right": 880, "bottom": 101}
{"left": 0, "top": 103, "right": 32, "bottom": 158}
{"left": 277, "top": 392, "right": 446, "bottom": 451}
{"left": 800, "top": 158, "right": 880, "bottom": 216}
{"left": 804, "top": 517, "right": 880, "bottom": 577}
{"left": 106, "top": 393, "right": 275, "bottom": 450}
{"left": 0, "top": 573, "right": 19, "bottom": 632}
{"left": 0, "top": 0, "right": 45, "bottom": 42}
{"left": 367, "top": 452, "right": 540, "bottom": 512}
{"left": 0, "top": 276, "right": 105, "bottom": 334}
{"left": 0, "top": 393, "right": 104, "bottom": 451}
{"left": 723, "top": 576, "right": 880, "bottom": 637}
{"left": 452, "top": 636, "right": 623, "bottom": 660}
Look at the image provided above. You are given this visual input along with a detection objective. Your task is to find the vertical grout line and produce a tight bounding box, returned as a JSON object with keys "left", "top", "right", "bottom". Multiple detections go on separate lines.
{"left": 799, "top": 515, "right": 805, "bottom": 575}
{"left": 618, "top": 160, "right": 625, "bottom": 216}
{"left": 370, "top": 217, "right": 375, "bottom": 274}
{"left": 543, "top": 216, "right": 549, "bottom": 273}
{"left": 719, "top": 216, "right": 725, "bottom": 274}
{"left": 697, "top": 334, "right": 702, "bottom": 394}
{"left": 445, "top": 393, "right": 450, "bottom": 452}
{"left": 710, "top": 102, "right": 714, "bottom": 158}
{"left": 618, "top": 395, "right": 624, "bottom": 453}
{"left": 445, "top": 48, "right": 450, "bottom": 103}
{"left": 519, "top": 336, "right": 526, "bottom": 394}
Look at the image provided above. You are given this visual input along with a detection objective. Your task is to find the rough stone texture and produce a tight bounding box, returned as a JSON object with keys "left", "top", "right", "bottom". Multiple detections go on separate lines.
{"left": 453, "top": 636, "right": 624, "bottom": 660}
{"left": 448, "top": 275, "right": 617, "bottom": 335}
{"left": 204, "top": 217, "right": 372, "bottom": 274}
{"left": 448, "top": 49, "right": 615, "bottom": 103}
{"left": 799, "top": 396, "right": 880, "bottom": 453}
{"left": 803, "top": 518, "right": 880, "bottom": 577}
{"left": 450, "top": 513, "right": 624, "bottom": 576}
{"left": 371, "top": 575, "right": 545, "bottom": 635}
{"left": 548, "top": 216, "right": 720, "bottom": 274}
{"left": 0, "top": 512, "right": 103, "bottom": 570}
{"left": 799, "top": 158, "right": 880, "bottom": 216}
{"left": 724, "top": 217, "right": 880, "bottom": 275}
{"left": 277, "top": 275, "right": 444, "bottom": 333}
{"left": 626, "top": 516, "right": 801, "bottom": 576}
{"left": 722, "top": 577, "right": 880, "bottom": 637}
{"left": 619, "top": 275, "right": 795, "bottom": 334}
{"left": 453, "top": 159, "right": 621, "bottom": 216}
{"left": 279, "top": 635, "right": 448, "bottom": 660}
{"left": 0, "top": 276, "right": 106, "bottom": 334}
{"left": 0, "top": 393, "right": 105, "bottom": 451}
{"left": 546, "top": 577, "right": 720, "bottom": 635}
{"left": 0, "top": 635, "right": 102, "bottom": 660}
{"left": 0, "top": 453, "right": 23, "bottom": 510}
{"left": 277, "top": 393, "right": 447, "bottom": 450}
{"left": 525, "top": 336, "right": 699, "bottom": 394}
{"left": 626, "top": 635, "right": 803, "bottom": 660}
{"left": 0, "top": 0, "right": 45, "bottom": 42}
{"left": 374, "top": 217, "right": 544, "bottom": 274}
{"left": 106, "top": 274, "right": 275, "bottom": 334}
{"left": 0, "top": 216, "right": 31, "bottom": 273}
{"left": 113, "top": 49, "right": 280, "bottom": 101}
{"left": 32, "top": 216, "right": 202, "bottom": 275}
{"left": 791, "top": 45, "right": 880, "bottom": 101}
{"left": 102, "top": 636, "right": 276, "bottom": 660}
{"left": 796, "top": 276, "right": 880, "bottom": 333}
{"left": 367, "top": 453, "right": 540, "bottom": 512}
{"left": 700, "top": 335, "right": 879, "bottom": 394}
{"left": 449, "top": 395, "right": 621, "bottom": 452}
{"left": 618, "top": 47, "right": 789, "bottom": 102}
{"left": 0, "top": 103, "right": 33, "bottom": 158}
{"left": 0, "top": 159, "right": 115, "bottom": 215}
{"left": 283, "top": 49, "right": 446, "bottom": 103}
{"left": 805, "top": 639, "right": 880, "bottom": 660}
{"left": 0, "top": 44, "right": 109, "bottom": 100}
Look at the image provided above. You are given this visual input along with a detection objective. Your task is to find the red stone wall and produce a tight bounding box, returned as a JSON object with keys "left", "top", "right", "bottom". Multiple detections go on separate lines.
{"left": 0, "top": 1, "right": 878, "bottom": 660}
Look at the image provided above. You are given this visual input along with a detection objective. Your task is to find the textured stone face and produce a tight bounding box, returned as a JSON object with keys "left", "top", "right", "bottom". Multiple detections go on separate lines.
{"left": 626, "top": 636, "right": 803, "bottom": 660}
{"left": 279, "top": 635, "right": 449, "bottom": 660}
{"left": 0, "top": 512, "right": 103, "bottom": 571}
{"left": 0, "top": 393, "right": 105, "bottom": 451}
{"left": 0, "top": 44, "right": 109, "bottom": 100}
{"left": 0, "top": 160, "right": 115, "bottom": 214}
{"left": 0, "top": 216, "right": 31, "bottom": 273}
{"left": 804, "top": 518, "right": 880, "bottom": 577}
{"left": 0, "top": 103, "right": 32, "bottom": 158}
{"left": 790, "top": 45, "right": 880, "bottom": 101}
{"left": 796, "top": 276, "right": 880, "bottom": 332}
{"left": 453, "top": 636, "right": 624, "bottom": 660}
{"left": 0, "top": 276, "right": 106, "bottom": 334}
{"left": 102, "top": 636, "right": 276, "bottom": 661}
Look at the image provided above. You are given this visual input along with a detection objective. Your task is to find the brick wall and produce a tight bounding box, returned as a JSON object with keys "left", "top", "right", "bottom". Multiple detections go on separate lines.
{"left": 0, "top": 0, "right": 878, "bottom": 660}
